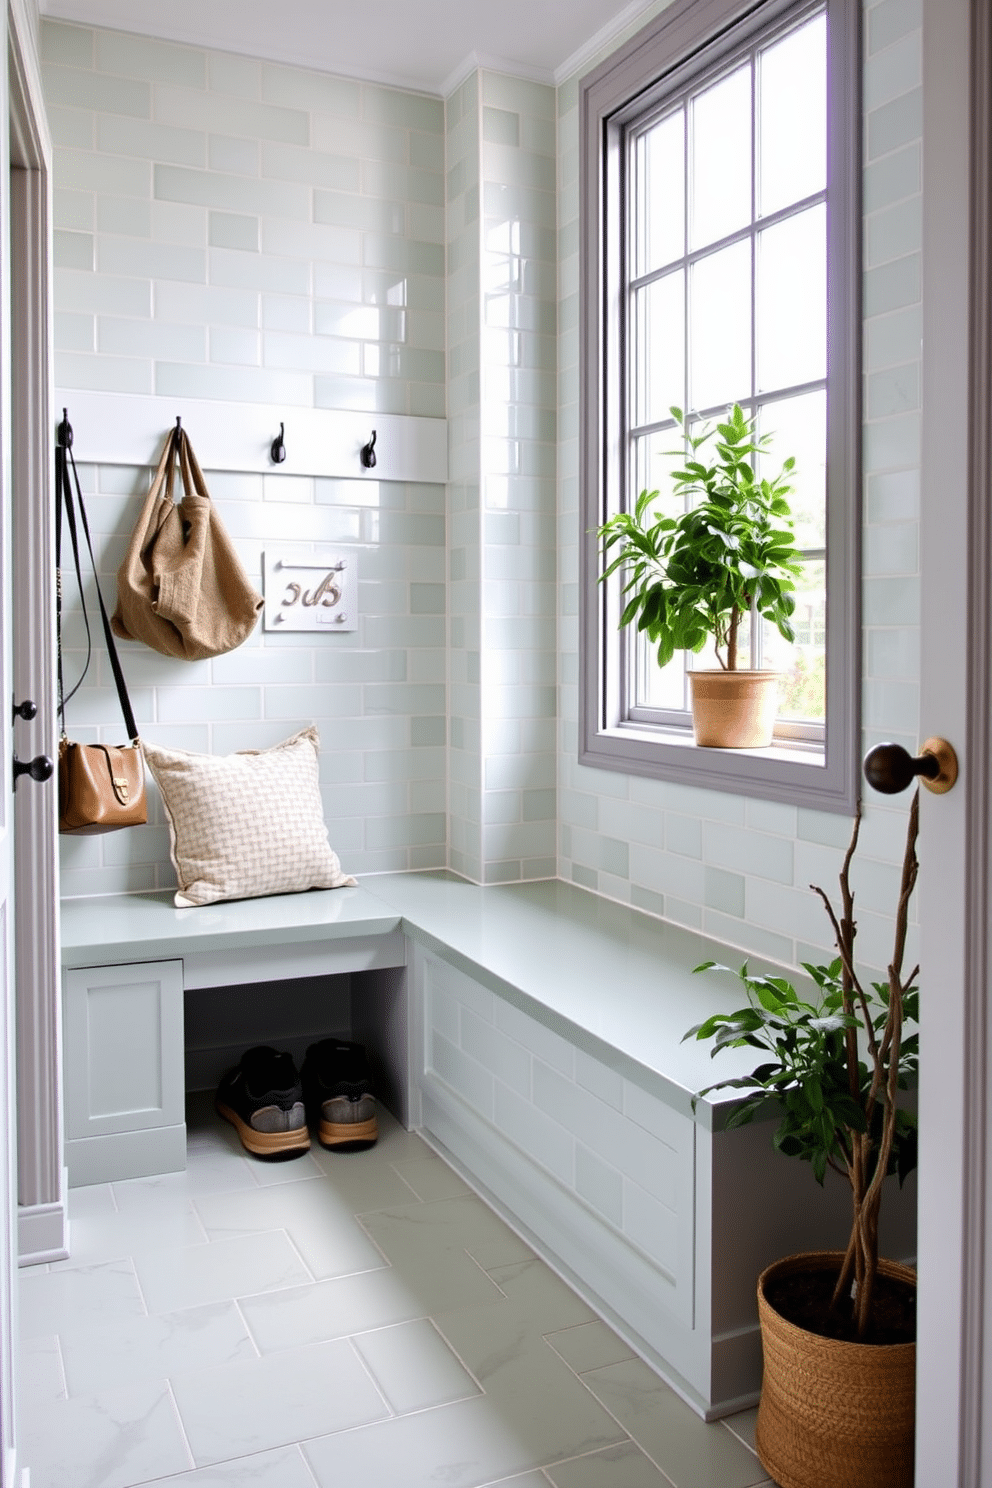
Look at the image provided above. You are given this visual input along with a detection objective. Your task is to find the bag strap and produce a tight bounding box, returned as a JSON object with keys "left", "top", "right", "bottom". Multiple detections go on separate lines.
{"left": 177, "top": 426, "right": 210, "bottom": 499}
{"left": 56, "top": 415, "right": 140, "bottom": 744}
{"left": 148, "top": 420, "right": 181, "bottom": 507}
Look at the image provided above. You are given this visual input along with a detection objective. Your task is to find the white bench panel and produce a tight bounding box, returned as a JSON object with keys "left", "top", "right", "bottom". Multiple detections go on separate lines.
{"left": 64, "top": 960, "right": 184, "bottom": 1140}
{"left": 417, "top": 945, "right": 696, "bottom": 1329}
{"left": 182, "top": 929, "right": 406, "bottom": 988}
{"left": 63, "top": 959, "right": 187, "bottom": 1187}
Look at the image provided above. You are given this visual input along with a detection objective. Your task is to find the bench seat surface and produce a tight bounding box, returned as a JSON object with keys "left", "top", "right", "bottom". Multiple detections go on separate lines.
{"left": 60, "top": 873, "right": 772, "bottom": 1125}
{"left": 59, "top": 885, "right": 401, "bottom": 968}
{"left": 362, "top": 872, "right": 764, "bottom": 1124}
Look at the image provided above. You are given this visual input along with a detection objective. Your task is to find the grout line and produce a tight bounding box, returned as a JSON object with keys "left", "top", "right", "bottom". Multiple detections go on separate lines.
{"left": 463, "top": 1247, "right": 510, "bottom": 1298}
{"left": 53, "top": 1332, "right": 70, "bottom": 1402}
{"left": 423, "top": 1314, "right": 487, "bottom": 1398}
{"left": 296, "top": 1439, "right": 323, "bottom": 1488}
{"left": 163, "top": 1377, "right": 198, "bottom": 1474}
{"left": 127, "top": 1254, "right": 152, "bottom": 1319}
{"left": 547, "top": 1350, "right": 678, "bottom": 1487}
{"left": 341, "top": 1333, "right": 394, "bottom": 1417}
{"left": 385, "top": 1159, "right": 426, "bottom": 1203}
{"left": 277, "top": 1226, "right": 319, "bottom": 1285}
{"left": 231, "top": 1296, "right": 263, "bottom": 1360}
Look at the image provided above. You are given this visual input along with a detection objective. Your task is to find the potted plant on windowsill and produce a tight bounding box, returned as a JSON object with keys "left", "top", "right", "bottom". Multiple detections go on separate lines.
{"left": 684, "top": 794, "right": 920, "bottom": 1488}
{"left": 597, "top": 403, "right": 802, "bottom": 748}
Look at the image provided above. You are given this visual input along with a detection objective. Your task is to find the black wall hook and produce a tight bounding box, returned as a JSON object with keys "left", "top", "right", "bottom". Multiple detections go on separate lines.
{"left": 360, "top": 430, "right": 377, "bottom": 469}
{"left": 271, "top": 422, "right": 287, "bottom": 464}
{"left": 58, "top": 408, "right": 73, "bottom": 448}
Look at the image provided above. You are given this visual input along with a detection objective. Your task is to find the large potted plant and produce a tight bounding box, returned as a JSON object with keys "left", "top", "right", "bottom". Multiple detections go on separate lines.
{"left": 684, "top": 794, "right": 920, "bottom": 1488}
{"left": 597, "top": 403, "right": 803, "bottom": 747}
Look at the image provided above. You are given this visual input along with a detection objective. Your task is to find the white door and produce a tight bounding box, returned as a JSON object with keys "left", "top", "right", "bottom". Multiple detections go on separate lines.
{"left": 0, "top": 44, "right": 18, "bottom": 1480}
{"left": 2, "top": 4, "right": 57, "bottom": 1484}
{"left": 917, "top": 0, "right": 992, "bottom": 1482}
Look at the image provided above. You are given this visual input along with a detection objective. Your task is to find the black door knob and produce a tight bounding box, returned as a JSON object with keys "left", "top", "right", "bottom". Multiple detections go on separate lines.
{"left": 863, "top": 737, "right": 958, "bottom": 795}
{"left": 12, "top": 753, "right": 54, "bottom": 789}
{"left": 12, "top": 698, "right": 37, "bottom": 723}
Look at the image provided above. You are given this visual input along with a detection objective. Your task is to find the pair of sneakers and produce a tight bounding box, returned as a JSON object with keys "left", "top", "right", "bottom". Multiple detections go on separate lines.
{"left": 215, "top": 1040, "right": 378, "bottom": 1160}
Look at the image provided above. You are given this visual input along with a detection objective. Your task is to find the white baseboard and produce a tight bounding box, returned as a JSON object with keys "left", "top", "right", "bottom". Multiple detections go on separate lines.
{"left": 18, "top": 1196, "right": 69, "bottom": 1267}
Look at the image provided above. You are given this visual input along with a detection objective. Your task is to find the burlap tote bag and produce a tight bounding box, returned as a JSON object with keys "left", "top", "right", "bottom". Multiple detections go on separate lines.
{"left": 112, "top": 423, "right": 263, "bottom": 661}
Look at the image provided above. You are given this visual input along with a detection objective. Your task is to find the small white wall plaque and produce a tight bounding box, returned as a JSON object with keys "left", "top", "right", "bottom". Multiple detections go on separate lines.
{"left": 263, "top": 548, "right": 357, "bottom": 632}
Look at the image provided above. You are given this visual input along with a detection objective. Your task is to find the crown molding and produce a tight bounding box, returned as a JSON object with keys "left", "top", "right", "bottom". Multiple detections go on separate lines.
{"left": 440, "top": 48, "right": 555, "bottom": 100}
{"left": 554, "top": 0, "right": 663, "bottom": 85}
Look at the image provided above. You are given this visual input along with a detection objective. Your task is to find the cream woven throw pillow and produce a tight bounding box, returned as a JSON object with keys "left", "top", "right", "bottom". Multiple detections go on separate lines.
{"left": 142, "top": 727, "right": 356, "bottom": 907}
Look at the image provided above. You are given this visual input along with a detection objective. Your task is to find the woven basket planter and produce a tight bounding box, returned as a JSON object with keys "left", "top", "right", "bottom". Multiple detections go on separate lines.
{"left": 755, "top": 1251, "right": 916, "bottom": 1488}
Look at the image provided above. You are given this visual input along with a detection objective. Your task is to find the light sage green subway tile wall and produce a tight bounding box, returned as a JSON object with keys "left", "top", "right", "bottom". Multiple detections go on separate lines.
{"left": 446, "top": 71, "right": 483, "bottom": 883}
{"left": 478, "top": 72, "right": 557, "bottom": 884}
{"left": 43, "top": 19, "right": 447, "bottom": 892}
{"left": 44, "top": 19, "right": 445, "bottom": 416}
{"left": 446, "top": 71, "right": 557, "bottom": 885}
{"left": 555, "top": 0, "right": 921, "bottom": 977}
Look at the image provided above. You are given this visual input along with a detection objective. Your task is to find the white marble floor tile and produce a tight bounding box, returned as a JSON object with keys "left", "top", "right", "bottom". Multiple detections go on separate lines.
{"left": 46, "top": 1203, "right": 208, "bottom": 1271}
{"left": 303, "top": 1389, "right": 622, "bottom": 1488}
{"left": 487, "top": 1259, "right": 599, "bottom": 1331}
{"left": 17, "top": 1106, "right": 770, "bottom": 1488}
{"left": 432, "top": 1299, "right": 626, "bottom": 1450}
{"left": 170, "top": 1337, "right": 389, "bottom": 1465}
{"left": 477, "top": 1476, "right": 550, "bottom": 1488}
{"left": 544, "top": 1440, "right": 673, "bottom": 1487}
{"left": 139, "top": 1443, "right": 320, "bottom": 1486}
{"left": 240, "top": 1267, "right": 459, "bottom": 1354}
{"left": 19, "top": 1258, "right": 145, "bottom": 1339}
{"left": 357, "top": 1202, "right": 513, "bottom": 1313}
{"left": 67, "top": 1183, "right": 117, "bottom": 1220}
{"left": 19, "top": 1378, "right": 192, "bottom": 1488}
{"left": 545, "top": 1320, "right": 639, "bottom": 1374}
{"left": 467, "top": 1232, "right": 537, "bottom": 1272}
{"left": 361, "top": 1191, "right": 543, "bottom": 1269}
{"left": 389, "top": 1154, "right": 473, "bottom": 1202}
{"left": 582, "top": 1358, "right": 770, "bottom": 1488}
{"left": 192, "top": 1177, "right": 389, "bottom": 1279}
{"left": 111, "top": 1151, "right": 258, "bottom": 1214}
{"left": 18, "top": 1335, "right": 66, "bottom": 1407}
{"left": 303, "top": 1150, "right": 423, "bottom": 1212}
{"left": 133, "top": 1230, "right": 312, "bottom": 1315}
{"left": 722, "top": 1405, "right": 758, "bottom": 1452}
{"left": 59, "top": 1299, "right": 258, "bottom": 1396}
{"left": 352, "top": 1317, "right": 480, "bottom": 1413}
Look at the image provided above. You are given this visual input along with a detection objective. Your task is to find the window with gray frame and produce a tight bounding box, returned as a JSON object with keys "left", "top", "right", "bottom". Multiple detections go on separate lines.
{"left": 579, "top": 0, "right": 860, "bottom": 812}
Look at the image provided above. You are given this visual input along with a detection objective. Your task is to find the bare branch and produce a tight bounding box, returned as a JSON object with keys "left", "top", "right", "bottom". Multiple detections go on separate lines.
{"left": 810, "top": 882, "right": 878, "bottom": 1059}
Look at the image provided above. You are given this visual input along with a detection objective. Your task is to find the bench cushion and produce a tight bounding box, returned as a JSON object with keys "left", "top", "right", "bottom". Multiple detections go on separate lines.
{"left": 142, "top": 727, "right": 356, "bottom": 906}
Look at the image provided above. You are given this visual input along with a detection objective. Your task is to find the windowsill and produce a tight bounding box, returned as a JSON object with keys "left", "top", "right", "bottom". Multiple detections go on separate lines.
{"left": 612, "top": 720, "right": 826, "bottom": 767}
{"left": 580, "top": 719, "right": 855, "bottom": 813}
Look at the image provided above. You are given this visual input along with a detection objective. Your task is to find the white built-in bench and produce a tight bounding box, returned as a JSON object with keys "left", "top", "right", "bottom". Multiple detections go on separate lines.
{"left": 59, "top": 873, "right": 916, "bottom": 1419}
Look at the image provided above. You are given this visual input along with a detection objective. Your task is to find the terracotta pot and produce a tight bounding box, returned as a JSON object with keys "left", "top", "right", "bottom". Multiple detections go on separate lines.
{"left": 687, "top": 669, "right": 780, "bottom": 748}
{"left": 755, "top": 1251, "right": 916, "bottom": 1488}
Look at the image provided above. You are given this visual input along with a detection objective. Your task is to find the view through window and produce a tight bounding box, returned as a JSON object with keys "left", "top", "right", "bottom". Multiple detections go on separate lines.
{"left": 625, "top": 6, "right": 827, "bottom": 746}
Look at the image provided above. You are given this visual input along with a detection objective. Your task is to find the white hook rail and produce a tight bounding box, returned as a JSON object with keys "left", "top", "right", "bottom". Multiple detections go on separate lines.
{"left": 54, "top": 391, "right": 447, "bottom": 485}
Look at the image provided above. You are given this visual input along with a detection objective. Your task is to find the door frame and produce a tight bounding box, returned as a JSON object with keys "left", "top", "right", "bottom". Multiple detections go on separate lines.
{"left": 1, "top": 1, "right": 55, "bottom": 1481}
{"left": 917, "top": 0, "right": 992, "bottom": 1480}
{"left": 8, "top": 0, "right": 61, "bottom": 1269}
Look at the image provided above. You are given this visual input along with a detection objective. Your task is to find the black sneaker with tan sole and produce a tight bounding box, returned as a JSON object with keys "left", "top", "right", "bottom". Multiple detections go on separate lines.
{"left": 216, "top": 1046, "right": 311, "bottom": 1160}
{"left": 301, "top": 1038, "right": 378, "bottom": 1149}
